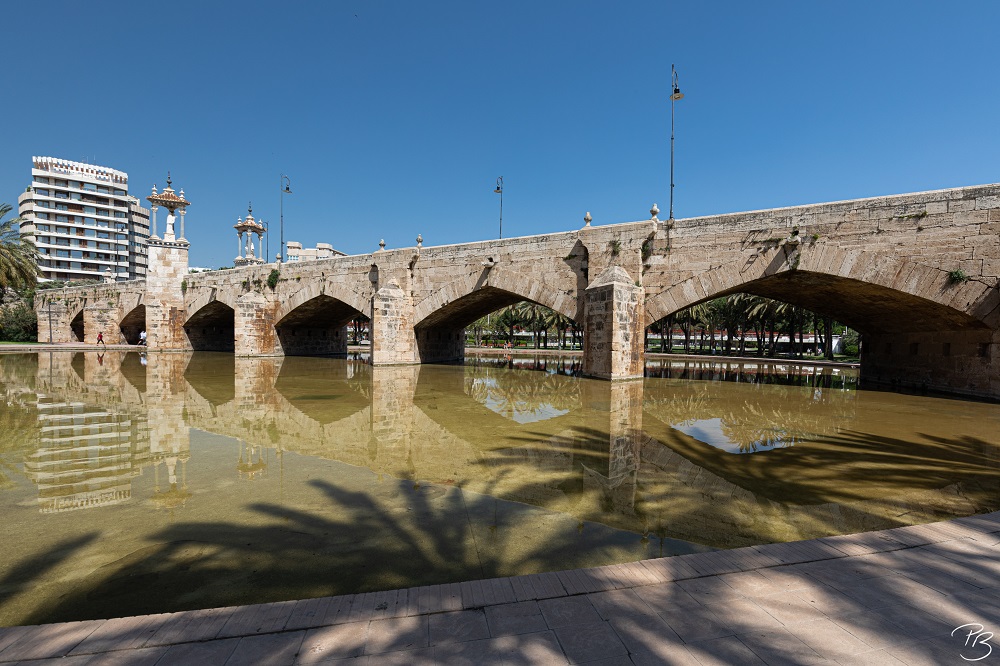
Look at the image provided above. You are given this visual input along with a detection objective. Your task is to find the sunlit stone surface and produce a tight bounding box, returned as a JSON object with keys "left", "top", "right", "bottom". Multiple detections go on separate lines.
{"left": 0, "top": 351, "right": 997, "bottom": 626}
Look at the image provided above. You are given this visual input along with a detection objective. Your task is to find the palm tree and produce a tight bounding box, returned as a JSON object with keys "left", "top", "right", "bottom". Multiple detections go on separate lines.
{"left": 0, "top": 203, "right": 39, "bottom": 298}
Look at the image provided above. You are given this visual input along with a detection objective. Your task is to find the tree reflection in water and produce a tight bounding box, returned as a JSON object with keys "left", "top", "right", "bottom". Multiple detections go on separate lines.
{"left": 0, "top": 351, "right": 997, "bottom": 626}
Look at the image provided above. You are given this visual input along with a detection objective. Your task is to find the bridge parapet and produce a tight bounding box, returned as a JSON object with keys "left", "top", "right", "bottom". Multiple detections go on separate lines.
{"left": 30, "top": 182, "right": 1000, "bottom": 395}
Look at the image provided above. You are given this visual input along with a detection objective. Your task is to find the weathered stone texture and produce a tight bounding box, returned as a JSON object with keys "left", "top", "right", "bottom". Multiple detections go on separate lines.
{"left": 33, "top": 182, "right": 1000, "bottom": 394}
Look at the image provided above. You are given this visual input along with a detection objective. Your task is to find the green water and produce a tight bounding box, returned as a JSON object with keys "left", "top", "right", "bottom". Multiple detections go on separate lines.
{"left": 0, "top": 351, "right": 997, "bottom": 626}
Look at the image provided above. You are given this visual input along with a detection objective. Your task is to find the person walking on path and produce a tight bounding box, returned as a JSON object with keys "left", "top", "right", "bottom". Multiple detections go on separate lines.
{"left": 96, "top": 331, "right": 106, "bottom": 348}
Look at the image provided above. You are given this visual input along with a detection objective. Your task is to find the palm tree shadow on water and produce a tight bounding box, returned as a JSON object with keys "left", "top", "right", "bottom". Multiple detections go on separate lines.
{"left": 16, "top": 475, "right": 648, "bottom": 626}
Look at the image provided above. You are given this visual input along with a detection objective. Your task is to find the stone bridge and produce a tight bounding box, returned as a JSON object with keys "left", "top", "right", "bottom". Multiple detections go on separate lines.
{"left": 35, "top": 183, "right": 1000, "bottom": 397}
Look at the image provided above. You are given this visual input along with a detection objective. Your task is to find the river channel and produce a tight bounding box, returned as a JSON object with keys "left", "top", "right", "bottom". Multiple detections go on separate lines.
{"left": 0, "top": 351, "right": 998, "bottom": 626}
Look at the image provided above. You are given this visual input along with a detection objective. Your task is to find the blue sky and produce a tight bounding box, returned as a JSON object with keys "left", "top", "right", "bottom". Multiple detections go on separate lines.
{"left": 3, "top": 1, "right": 998, "bottom": 269}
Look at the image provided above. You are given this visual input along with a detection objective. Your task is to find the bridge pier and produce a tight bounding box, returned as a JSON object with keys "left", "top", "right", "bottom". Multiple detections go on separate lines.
{"left": 582, "top": 266, "right": 645, "bottom": 381}
{"left": 146, "top": 239, "right": 191, "bottom": 350}
{"left": 36, "top": 298, "right": 72, "bottom": 344}
{"left": 235, "top": 292, "right": 278, "bottom": 356}
{"left": 370, "top": 281, "right": 419, "bottom": 366}
{"left": 84, "top": 302, "right": 116, "bottom": 345}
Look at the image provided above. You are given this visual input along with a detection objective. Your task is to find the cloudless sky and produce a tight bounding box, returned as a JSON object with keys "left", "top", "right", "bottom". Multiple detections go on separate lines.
{"left": 3, "top": 1, "right": 998, "bottom": 269}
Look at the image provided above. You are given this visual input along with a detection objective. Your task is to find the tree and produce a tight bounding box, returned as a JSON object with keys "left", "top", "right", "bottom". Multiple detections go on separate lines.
{"left": 0, "top": 203, "right": 39, "bottom": 298}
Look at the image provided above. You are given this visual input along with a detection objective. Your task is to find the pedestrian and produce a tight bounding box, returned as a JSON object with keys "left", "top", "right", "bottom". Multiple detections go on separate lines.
{"left": 96, "top": 331, "right": 106, "bottom": 348}
{"left": 139, "top": 330, "right": 147, "bottom": 346}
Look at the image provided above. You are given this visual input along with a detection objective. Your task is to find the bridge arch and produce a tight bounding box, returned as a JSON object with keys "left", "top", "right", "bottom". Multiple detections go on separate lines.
{"left": 185, "top": 291, "right": 237, "bottom": 322}
{"left": 645, "top": 246, "right": 997, "bottom": 334}
{"left": 119, "top": 305, "right": 146, "bottom": 345}
{"left": 274, "top": 293, "right": 363, "bottom": 356}
{"left": 184, "top": 301, "right": 235, "bottom": 352}
{"left": 274, "top": 282, "right": 369, "bottom": 323}
{"left": 69, "top": 308, "right": 85, "bottom": 342}
{"left": 412, "top": 266, "right": 577, "bottom": 330}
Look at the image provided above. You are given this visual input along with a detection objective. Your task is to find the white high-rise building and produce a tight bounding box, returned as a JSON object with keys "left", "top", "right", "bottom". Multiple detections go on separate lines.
{"left": 17, "top": 157, "right": 150, "bottom": 282}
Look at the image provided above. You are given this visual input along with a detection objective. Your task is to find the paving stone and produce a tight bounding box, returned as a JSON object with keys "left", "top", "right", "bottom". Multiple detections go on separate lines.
{"left": 17, "top": 654, "right": 102, "bottom": 666}
{"left": 538, "top": 597, "right": 603, "bottom": 629}
{"left": 156, "top": 637, "right": 240, "bottom": 665}
{"left": 829, "top": 609, "right": 924, "bottom": 650}
{"left": 657, "top": 603, "right": 735, "bottom": 644}
{"left": 636, "top": 582, "right": 702, "bottom": 617}
{"left": 369, "top": 646, "right": 437, "bottom": 665}
{"left": 69, "top": 615, "right": 167, "bottom": 655}
{"left": 683, "top": 635, "right": 767, "bottom": 665}
{"left": 753, "top": 591, "right": 829, "bottom": 626}
{"left": 833, "top": 648, "right": 908, "bottom": 665}
{"left": 585, "top": 589, "right": 657, "bottom": 623}
{"left": 704, "top": 595, "right": 786, "bottom": 634}
{"left": 607, "top": 613, "right": 681, "bottom": 656}
{"left": 0, "top": 625, "right": 33, "bottom": 656}
{"left": 715, "top": 570, "right": 773, "bottom": 597}
{"left": 675, "top": 575, "right": 740, "bottom": 605}
{"left": 792, "top": 582, "right": 864, "bottom": 617}
{"left": 93, "top": 646, "right": 174, "bottom": 664}
{"left": 298, "top": 622, "right": 368, "bottom": 663}
{"left": 490, "top": 578, "right": 517, "bottom": 605}
{"left": 551, "top": 620, "right": 627, "bottom": 664}
{"left": 430, "top": 635, "right": 507, "bottom": 665}
{"left": 284, "top": 598, "right": 332, "bottom": 632}
{"left": 792, "top": 618, "right": 880, "bottom": 660}
{"left": 1, "top": 620, "right": 103, "bottom": 661}
{"left": 440, "top": 582, "right": 463, "bottom": 611}
{"left": 428, "top": 609, "right": 490, "bottom": 645}
{"left": 364, "top": 615, "right": 428, "bottom": 655}
{"left": 735, "top": 627, "right": 828, "bottom": 665}
{"left": 226, "top": 630, "right": 305, "bottom": 665}
{"left": 485, "top": 601, "right": 547, "bottom": 637}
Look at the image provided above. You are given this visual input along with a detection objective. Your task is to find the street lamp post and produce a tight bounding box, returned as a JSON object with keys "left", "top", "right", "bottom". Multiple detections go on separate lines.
{"left": 494, "top": 176, "right": 503, "bottom": 239}
{"left": 279, "top": 174, "right": 292, "bottom": 262}
{"left": 669, "top": 64, "right": 684, "bottom": 221}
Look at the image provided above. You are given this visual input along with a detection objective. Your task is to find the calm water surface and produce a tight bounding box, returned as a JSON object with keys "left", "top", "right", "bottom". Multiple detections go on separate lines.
{"left": 0, "top": 351, "right": 997, "bottom": 626}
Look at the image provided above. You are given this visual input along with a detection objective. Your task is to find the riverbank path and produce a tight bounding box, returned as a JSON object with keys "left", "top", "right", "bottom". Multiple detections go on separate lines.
{"left": 0, "top": 512, "right": 997, "bottom": 664}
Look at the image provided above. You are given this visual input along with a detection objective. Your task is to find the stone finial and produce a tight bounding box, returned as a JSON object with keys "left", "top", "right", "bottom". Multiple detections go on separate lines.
{"left": 103, "top": 267, "right": 114, "bottom": 284}
{"left": 584, "top": 212, "right": 592, "bottom": 227}
{"left": 416, "top": 234, "right": 423, "bottom": 248}
{"left": 276, "top": 253, "right": 282, "bottom": 264}
{"left": 378, "top": 239, "right": 386, "bottom": 252}
{"left": 650, "top": 203, "right": 660, "bottom": 222}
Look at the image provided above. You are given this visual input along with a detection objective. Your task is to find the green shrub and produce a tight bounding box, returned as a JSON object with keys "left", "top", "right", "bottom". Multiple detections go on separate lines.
{"left": 267, "top": 269, "right": 280, "bottom": 289}
{"left": 0, "top": 302, "right": 38, "bottom": 342}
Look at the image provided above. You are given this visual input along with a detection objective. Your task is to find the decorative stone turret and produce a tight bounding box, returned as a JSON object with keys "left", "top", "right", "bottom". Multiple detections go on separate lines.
{"left": 234, "top": 203, "right": 266, "bottom": 267}
{"left": 145, "top": 173, "right": 191, "bottom": 350}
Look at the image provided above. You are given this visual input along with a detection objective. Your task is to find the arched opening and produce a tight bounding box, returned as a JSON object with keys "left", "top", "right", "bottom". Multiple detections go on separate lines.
{"left": 119, "top": 305, "right": 146, "bottom": 346}
{"left": 70, "top": 310, "right": 84, "bottom": 342}
{"left": 183, "top": 301, "right": 235, "bottom": 352}
{"left": 275, "top": 294, "right": 363, "bottom": 356}
{"left": 644, "top": 269, "right": 994, "bottom": 396}
{"left": 414, "top": 286, "right": 556, "bottom": 363}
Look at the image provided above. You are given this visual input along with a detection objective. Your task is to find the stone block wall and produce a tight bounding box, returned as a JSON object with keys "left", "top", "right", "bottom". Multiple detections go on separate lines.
{"left": 582, "top": 266, "right": 645, "bottom": 380}
{"left": 860, "top": 329, "right": 1000, "bottom": 398}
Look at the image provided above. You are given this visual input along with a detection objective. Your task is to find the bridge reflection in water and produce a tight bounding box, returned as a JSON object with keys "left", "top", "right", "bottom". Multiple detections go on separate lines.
{"left": 0, "top": 351, "right": 997, "bottom": 626}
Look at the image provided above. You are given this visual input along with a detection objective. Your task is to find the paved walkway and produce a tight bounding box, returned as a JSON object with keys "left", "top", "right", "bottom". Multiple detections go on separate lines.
{"left": 0, "top": 513, "right": 998, "bottom": 665}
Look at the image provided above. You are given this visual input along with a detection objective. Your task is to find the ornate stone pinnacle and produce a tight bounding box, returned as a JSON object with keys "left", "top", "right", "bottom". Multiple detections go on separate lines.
{"left": 416, "top": 234, "right": 423, "bottom": 248}
{"left": 584, "top": 212, "right": 592, "bottom": 227}
{"left": 650, "top": 203, "right": 660, "bottom": 221}
{"left": 378, "top": 239, "right": 386, "bottom": 251}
